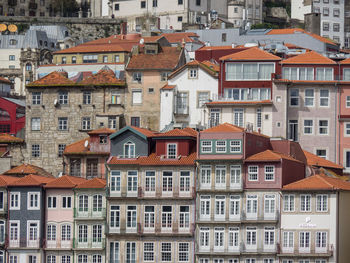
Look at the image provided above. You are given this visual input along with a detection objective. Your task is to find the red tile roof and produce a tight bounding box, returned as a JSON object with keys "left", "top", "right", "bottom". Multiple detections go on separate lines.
{"left": 155, "top": 128, "right": 197, "bottom": 138}
{"left": 108, "top": 152, "right": 196, "bottom": 166}
{"left": 79, "top": 68, "right": 125, "bottom": 86}
{"left": 161, "top": 84, "right": 176, "bottom": 90}
{"left": 88, "top": 127, "right": 116, "bottom": 135}
{"left": 206, "top": 100, "right": 272, "bottom": 106}
{"left": 201, "top": 60, "right": 220, "bottom": 72}
{"left": 220, "top": 47, "right": 281, "bottom": 61}
{"left": 303, "top": 150, "right": 343, "bottom": 169}
{"left": 0, "top": 175, "right": 21, "bottom": 187}
{"left": 45, "top": 175, "right": 87, "bottom": 188}
{"left": 75, "top": 178, "right": 106, "bottom": 189}
{"left": 63, "top": 138, "right": 109, "bottom": 156}
{"left": 27, "top": 71, "right": 75, "bottom": 87}
{"left": 162, "top": 32, "right": 199, "bottom": 43}
{"left": 201, "top": 123, "right": 245, "bottom": 133}
{"left": 0, "top": 133, "right": 24, "bottom": 143}
{"left": 4, "top": 164, "right": 53, "bottom": 177}
{"left": 127, "top": 47, "right": 182, "bottom": 70}
{"left": 0, "top": 76, "right": 12, "bottom": 84}
{"left": 168, "top": 60, "right": 218, "bottom": 79}
{"left": 130, "top": 126, "right": 159, "bottom": 137}
{"left": 8, "top": 174, "right": 54, "bottom": 186}
{"left": 340, "top": 57, "right": 350, "bottom": 64}
{"left": 198, "top": 45, "right": 246, "bottom": 51}
{"left": 283, "top": 173, "right": 350, "bottom": 191}
{"left": 281, "top": 51, "right": 336, "bottom": 64}
{"left": 245, "top": 150, "right": 302, "bottom": 163}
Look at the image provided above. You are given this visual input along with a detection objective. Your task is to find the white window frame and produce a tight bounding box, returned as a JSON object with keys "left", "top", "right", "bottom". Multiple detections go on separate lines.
{"left": 282, "top": 231, "right": 294, "bottom": 253}
{"left": 132, "top": 89, "right": 142, "bottom": 104}
{"left": 214, "top": 227, "right": 225, "bottom": 251}
{"left": 179, "top": 171, "right": 190, "bottom": 192}
{"left": 344, "top": 122, "right": 350, "bottom": 137}
{"left": 230, "top": 140, "right": 241, "bottom": 153}
{"left": 200, "top": 195, "right": 211, "bottom": 220}
{"left": 228, "top": 227, "right": 239, "bottom": 251}
{"left": 127, "top": 171, "right": 138, "bottom": 193}
{"left": 283, "top": 194, "right": 295, "bottom": 212}
{"left": 230, "top": 165, "right": 241, "bottom": 188}
{"left": 318, "top": 119, "right": 329, "bottom": 135}
{"left": 178, "top": 242, "right": 189, "bottom": 262}
{"left": 300, "top": 194, "right": 311, "bottom": 212}
{"left": 319, "top": 89, "right": 329, "bottom": 107}
{"left": 47, "top": 196, "right": 57, "bottom": 209}
{"left": 145, "top": 171, "right": 156, "bottom": 193}
{"left": 126, "top": 205, "right": 137, "bottom": 230}
{"left": 248, "top": 166, "right": 258, "bottom": 181}
{"left": 215, "top": 165, "right": 226, "bottom": 189}
{"left": 199, "top": 227, "right": 210, "bottom": 251}
{"left": 289, "top": 88, "right": 299, "bottom": 107}
{"left": 299, "top": 231, "right": 311, "bottom": 252}
{"left": 214, "top": 195, "right": 226, "bottom": 220}
{"left": 304, "top": 88, "right": 314, "bottom": 107}
{"left": 346, "top": 95, "right": 350, "bottom": 108}
{"left": 264, "top": 166, "right": 275, "bottom": 181}
{"left": 200, "top": 165, "right": 211, "bottom": 189}
{"left": 246, "top": 195, "right": 258, "bottom": 219}
{"left": 123, "top": 141, "right": 135, "bottom": 158}
{"left": 316, "top": 194, "right": 328, "bottom": 212}
{"left": 62, "top": 196, "right": 72, "bottom": 209}
{"left": 161, "top": 206, "right": 172, "bottom": 230}
{"left": 27, "top": 220, "right": 40, "bottom": 246}
{"left": 144, "top": 205, "right": 155, "bottom": 230}
{"left": 10, "top": 192, "right": 20, "bottom": 210}
{"left": 167, "top": 143, "right": 177, "bottom": 159}
{"left": 229, "top": 195, "right": 240, "bottom": 220}
{"left": 27, "top": 192, "right": 40, "bottom": 210}
{"left": 110, "top": 205, "right": 120, "bottom": 229}
{"left": 144, "top": 242, "right": 154, "bottom": 261}
{"left": 303, "top": 119, "right": 313, "bottom": 135}
{"left": 110, "top": 170, "right": 121, "bottom": 193}
{"left": 215, "top": 140, "right": 226, "bottom": 153}
{"left": 201, "top": 140, "right": 212, "bottom": 153}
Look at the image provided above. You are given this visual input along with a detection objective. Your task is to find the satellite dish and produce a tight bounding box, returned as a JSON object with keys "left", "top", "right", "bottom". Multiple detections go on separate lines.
{"left": 139, "top": 38, "right": 144, "bottom": 45}
{"left": 84, "top": 140, "right": 89, "bottom": 147}
{"left": 0, "top": 24, "right": 7, "bottom": 32}
{"left": 8, "top": 24, "right": 17, "bottom": 33}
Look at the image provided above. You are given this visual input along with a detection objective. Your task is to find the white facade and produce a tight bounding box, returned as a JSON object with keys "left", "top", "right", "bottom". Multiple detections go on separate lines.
{"left": 0, "top": 49, "right": 22, "bottom": 95}
{"left": 160, "top": 63, "right": 218, "bottom": 130}
{"left": 291, "top": 0, "right": 312, "bottom": 21}
{"left": 227, "top": 1, "right": 245, "bottom": 27}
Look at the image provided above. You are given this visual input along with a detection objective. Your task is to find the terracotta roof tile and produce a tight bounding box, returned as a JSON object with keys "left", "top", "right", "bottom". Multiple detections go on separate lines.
{"left": 303, "top": 150, "right": 343, "bottom": 169}
{"left": 130, "top": 126, "right": 158, "bottom": 137}
{"left": 283, "top": 173, "right": 350, "bottom": 191}
{"left": 45, "top": 175, "right": 87, "bottom": 188}
{"left": 88, "top": 127, "right": 116, "bottom": 135}
{"left": 245, "top": 149, "right": 302, "bottom": 163}
{"left": 79, "top": 68, "right": 125, "bottom": 85}
{"left": 64, "top": 138, "right": 109, "bottom": 156}
{"left": 9, "top": 174, "right": 54, "bottom": 186}
{"left": 168, "top": 60, "right": 218, "bottom": 79}
{"left": 220, "top": 47, "right": 281, "bottom": 61}
{"left": 162, "top": 32, "right": 199, "bottom": 43}
{"left": 0, "top": 77, "right": 12, "bottom": 84}
{"left": 0, "top": 133, "right": 24, "bottom": 143}
{"left": 201, "top": 60, "right": 220, "bottom": 72}
{"left": 206, "top": 100, "right": 272, "bottom": 106}
{"left": 156, "top": 128, "right": 197, "bottom": 138}
{"left": 281, "top": 51, "right": 336, "bottom": 64}
{"left": 201, "top": 123, "right": 245, "bottom": 133}
{"left": 75, "top": 178, "right": 106, "bottom": 189}
{"left": 0, "top": 175, "right": 20, "bottom": 187}
{"left": 108, "top": 152, "right": 196, "bottom": 166}
{"left": 340, "top": 57, "right": 350, "bottom": 64}
{"left": 161, "top": 84, "right": 176, "bottom": 90}
{"left": 127, "top": 47, "right": 182, "bottom": 70}
{"left": 27, "top": 71, "right": 75, "bottom": 86}
{"left": 4, "top": 163, "right": 53, "bottom": 177}
{"left": 198, "top": 45, "right": 247, "bottom": 51}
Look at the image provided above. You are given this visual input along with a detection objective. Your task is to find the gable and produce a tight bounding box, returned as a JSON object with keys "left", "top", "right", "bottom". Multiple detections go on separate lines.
{"left": 110, "top": 129, "right": 149, "bottom": 157}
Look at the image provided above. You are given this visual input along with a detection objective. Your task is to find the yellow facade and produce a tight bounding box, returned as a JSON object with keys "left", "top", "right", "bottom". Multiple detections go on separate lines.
{"left": 53, "top": 52, "right": 127, "bottom": 65}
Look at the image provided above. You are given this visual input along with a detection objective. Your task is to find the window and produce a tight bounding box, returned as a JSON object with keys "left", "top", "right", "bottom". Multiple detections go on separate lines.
{"left": 32, "top": 92, "right": 41, "bottom": 105}
{"left": 246, "top": 227, "right": 257, "bottom": 245}
{"left": 179, "top": 243, "right": 189, "bottom": 261}
{"left": 210, "top": 109, "right": 220, "bottom": 127}
{"left": 229, "top": 195, "right": 240, "bottom": 217}
{"left": 248, "top": 166, "right": 258, "bottom": 181}
{"left": 47, "top": 224, "right": 56, "bottom": 241}
{"left": 316, "top": 232, "right": 327, "bottom": 250}
{"left": 93, "top": 194, "right": 102, "bottom": 212}
{"left": 86, "top": 158, "right": 98, "bottom": 179}
{"left": 180, "top": 171, "right": 190, "bottom": 192}
{"left": 196, "top": 0, "right": 201, "bottom": 5}
{"left": 283, "top": 195, "right": 295, "bottom": 212}
{"left": 178, "top": 16, "right": 183, "bottom": 22}
{"left": 264, "top": 166, "right": 274, "bottom": 181}
{"left": 78, "top": 225, "right": 88, "bottom": 244}
{"left": 47, "top": 196, "right": 57, "bottom": 208}
{"left": 132, "top": 90, "right": 142, "bottom": 104}
{"left": 228, "top": 227, "right": 239, "bottom": 249}
{"left": 47, "top": 256, "right": 55, "bottom": 263}
{"left": 0, "top": 192, "right": 3, "bottom": 210}
{"left": 161, "top": 243, "right": 172, "bottom": 261}
{"left": 58, "top": 117, "right": 68, "bottom": 131}
{"left": 114, "top": 3, "right": 119, "bottom": 10}
{"left": 104, "top": 202, "right": 117, "bottom": 228}
{"left": 83, "top": 55, "right": 97, "bottom": 63}
{"left": 31, "top": 117, "right": 41, "bottom": 131}
{"left": 264, "top": 227, "right": 275, "bottom": 246}
{"left": 320, "top": 89, "right": 329, "bottom": 107}
{"left": 201, "top": 141, "right": 212, "bottom": 153}
{"left": 216, "top": 140, "right": 226, "bottom": 153}
{"left": 189, "top": 69, "right": 197, "bottom": 78}
{"left": 115, "top": 55, "right": 120, "bottom": 62}
{"left": 28, "top": 192, "right": 40, "bottom": 209}
{"left": 10, "top": 192, "right": 20, "bottom": 209}
{"left": 233, "top": 108, "right": 244, "bottom": 127}
{"left": 127, "top": 206, "right": 137, "bottom": 229}
{"left": 200, "top": 195, "right": 210, "bottom": 219}
{"left": 299, "top": 231, "right": 310, "bottom": 250}
{"left": 92, "top": 224, "right": 102, "bottom": 243}
{"left": 215, "top": 165, "right": 226, "bottom": 188}
{"left": 99, "top": 135, "right": 107, "bottom": 145}
{"left": 62, "top": 57, "right": 66, "bottom": 64}
{"left": 222, "top": 33, "right": 227, "bottom": 42}
{"left": 81, "top": 117, "right": 91, "bottom": 130}
{"left": 197, "top": 91, "right": 210, "bottom": 107}
{"left": 316, "top": 68, "right": 333, "bottom": 80}
{"left": 316, "top": 194, "right": 328, "bottom": 212}
{"left": 226, "top": 63, "right": 274, "bottom": 80}
{"left": 110, "top": 171, "right": 121, "bottom": 192}
{"left": 333, "top": 23, "right": 340, "bottom": 32}
{"left": 214, "top": 227, "right": 224, "bottom": 250}
{"left": 246, "top": 195, "right": 258, "bottom": 216}
{"left": 161, "top": 72, "right": 170, "bottom": 81}
{"left": 108, "top": 116, "right": 117, "bottom": 129}
{"left": 333, "top": 8, "right": 340, "bottom": 17}
{"left": 200, "top": 165, "right": 211, "bottom": 187}
{"left": 78, "top": 195, "right": 88, "bottom": 212}
{"left": 304, "top": 89, "right": 314, "bottom": 106}
{"left": 28, "top": 221, "right": 39, "bottom": 243}
{"left": 10, "top": 221, "right": 19, "bottom": 242}
{"left": 9, "top": 256, "right": 18, "bottom": 263}
{"left": 167, "top": 143, "right": 177, "bottom": 158}
{"left": 102, "top": 55, "right": 108, "bottom": 63}
{"left": 256, "top": 108, "right": 262, "bottom": 128}
{"left": 345, "top": 70, "right": 350, "bottom": 81}
{"left": 61, "top": 224, "right": 71, "bottom": 241}
{"left": 92, "top": 255, "right": 102, "bottom": 263}
{"left": 319, "top": 120, "right": 328, "bottom": 135}
{"left": 179, "top": 206, "right": 190, "bottom": 229}
{"left": 58, "top": 91, "right": 68, "bottom": 104}
{"left": 78, "top": 255, "right": 88, "bottom": 263}
{"left": 304, "top": 120, "right": 313, "bottom": 134}
{"left": 300, "top": 195, "right": 311, "bottom": 212}
{"left": 289, "top": 88, "right": 299, "bottom": 106}
{"left": 145, "top": 171, "right": 155, "bottom": 192}
{"left": 215, "top": 196, "right": 225, "bottom": 219}
{"left": 132, "top": 72, "right": 142, "bottom": 82}
{"left": 62, "top": 196, "right": 72, "bottom": 208}
{"left": 0, "top": 221, "right": 4, "bottom": 243}
{"left": 176, "top": 92, "right": 188, "bottom": 114}
{"left": 83, "top": 91, "right": 91, "bottom": 104}
{"left": 178, "top": 0, "right": 183, "bottom": 4}
{"left": 230, "top": 140, "right": 241, "bottom": 153}
{"left": 162, "top": 171, "right": 172, "bottom": 192}
{"left": 199, "top": 227, "right": 210, "bottom": 249}
{"left": 111, "top": 90, "right": 121, "bottom": 104}
{"left": 58, "top": 144, "right": 66, "bottom": 157}
{"left": 323, "top": 7, "right": 329, "bottom": 16}
{"left": 9, "top": 55, "right": 15, "bottom": 60}
{"left": 131, "top": 117, "right": 140, "bottom": 127}
{"left": 316, "top": 149, "right": 327, "bottom": 159}
{"left": 140, "top": 1, "right": 146, "bottom": 8}
{"left": 72, "top": 56, "right": 76, "bottom": 64}
{"left": 124, "top": 141, "right": 135, "bottom": 158}
{"left": 110, "top": 242, "right": 120, "bottom": 262}
{"left": 144, "top": 206, "right": 154, "bottom": 229}
{"left": 127, "top": 171, "right": 138, "bottom": 192}
{"left": 144, "top": 242, "right": 154, "bottom": 261}
{"left": 323, "top": 22, "right": 329, "bottom": 31}
{"left": 283, "top": 231, "right": 294, "bottom": 249}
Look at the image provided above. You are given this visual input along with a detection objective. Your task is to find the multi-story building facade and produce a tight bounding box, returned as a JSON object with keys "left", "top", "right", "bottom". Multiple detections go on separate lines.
{"left": 73, "top": 178, "right": 107, "bottom": 263}
{"left": 280, "top": 173, "right": 350, "bottom": 263}
{"left": 160, "top": 60, "right": 219, "bottom": 131}
{"left": 0, "top": 133, "right": 25, "bottom": 174}
{"left": 106, "top": 125, "right": 197, "bottom": 262}
{"left": 25, "top": 67, "right": 126, "bottom": 176}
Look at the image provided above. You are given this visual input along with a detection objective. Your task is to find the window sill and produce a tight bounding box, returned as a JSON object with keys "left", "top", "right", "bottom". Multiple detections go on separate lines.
{"left": 79, "top": 129, "right": 92, "bottom": 132}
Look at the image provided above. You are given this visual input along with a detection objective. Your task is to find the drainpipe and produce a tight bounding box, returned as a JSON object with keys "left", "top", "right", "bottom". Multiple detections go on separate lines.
{"left": 6, "top": 190, "right": 9, "bottom": 263}
{"left": 73, "top": 190, "right": 76, "bottom": 263}
{"left": 286, "top": 83, "right": 290, "bottom": 139}
{"left": 335, "top": 82, "right": 338, "bottom": 163}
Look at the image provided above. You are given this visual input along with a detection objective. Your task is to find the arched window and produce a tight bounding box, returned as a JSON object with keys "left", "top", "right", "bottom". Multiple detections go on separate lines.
{"left": 124, "top": 141, "right": 135, "bottom": 158}
{"left": 26, "top": 63, "right": 32, "bottom": 71}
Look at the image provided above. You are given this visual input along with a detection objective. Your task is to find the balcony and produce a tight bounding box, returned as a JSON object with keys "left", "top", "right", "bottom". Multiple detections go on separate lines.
{"left": 74, "top": 208, "right": 106, "bottom": 219}
{"left": 138, "top": 222, "right": 195, "bottom": 236}
{"left": 8, "top": 238, "right": 43, "bottom": 249}
{"left": 198, "top": 183, "right": 243, "bottom": 192}
{"left": 137, "top": 186, "right": 195, "bottom": 199}
{"left": 74, "top": 238, "right": 105, "bottom": 249}
{"left": 279, "top": 245, "right": 333, "bottom": 257}
{"left": 175, "top": 106, "right": 189, "bottom": 115}
{"left": 44, "top": 239, "right": 72, "bottom": 249}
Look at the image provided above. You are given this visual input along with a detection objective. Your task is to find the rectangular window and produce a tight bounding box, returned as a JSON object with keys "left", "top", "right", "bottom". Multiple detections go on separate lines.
{"left": 197, "top": 91, "right": 210, "bottom": 108}
{"left": 78, "top": 195, "right": 88, "bottom": 212}
{"left": 108, "top": 116, "right": 117, "bottom": 129}
{"left": 316, "top": 231, "right": 327, "bottom": 249}
{"left": 199, "top": 227, "right": 210, "bottom": 249}
{"left": 132, "top": 72, "right": 142, "bottom": 82}
{"left": 264, "top": 227, "right": 275, "bottom": 245}
{"left": 9, "top": 55, "right": 15, "bottom": 60}
{"left": 167, "top": 143, "right": 177, "bottom": 158}
{"left": 110, "top": 242, "right": 120, "bottom": 262}
{"left": 304, "top": 120, "right": 313, "bottom": 134}
{"left": 144, "top": 242, "right": 154, "bottom": 261}
{"left": 126, "top": 206, "right": 137, "bottom": 229}
{"left": 111, "top": 90, "right": 121, "bottom": 104}
{"left": 130, "top": 117, "right": 140, "bottom": 127}
{"left": 333, "top": 23, "right": 340, "bottom": 32}
{"left": 161, "top": 243, "right": 172, "bottom": 261}
{"left": 145, "top": 171, "right": 155, "bottom": 192}
{"left": 200, "top": 165, "right": 211, "bottom": 187}
{"left": 31, "top": 117, "right": 41, "bottom": 131}
{"left": 264, "top": 194, "right": 276, "bottom": 214}
{"left": 47, "top": 224, "right": 56, "bottom": 241}
{"left": 246, "top": 227, "right": 257, "bottom": 245}
{"left": 214, "top": 227, "right": 225, "bottom": 250}
{"left": 32, "top": 92, "right": 41, "bottom": 105}
{"left": 299, "top": 231, "right": 310, "bottom": 249}
{"left": 126, "top": 242, "right": 136, "bottom": 263}
{"left": 58, "top": 91, "right": 68, "bottom": 104}
{"left": 115, "top": 55, "right": 120, "bottom": 62}
{"left": 316, "top": 149, "right": 327, "bottom": 159}
{"left": 83, "top": 55, "right": 98, "bottom": 63}
{"left": 230, "top": 195, "right": 240, "bottom": 217}
{"left": 178, "top": 0, "right": 183, "bottom": 4}
{"left": 300, "top": 195, "right": 311, "bottom": 212}
{"left": 132, "top": 90, "right": 142, "bottom": 104}
{"left": 230, "top": 140, "right": 241, "bottom": 153}
{"left": 210, "top": 109, "right": 220, "bottom": 127}
{"left": 283, "top": 231, "right": 294, "bottom": 249}
{"left": 162, "top": 206, "right": 172, "bottom": 229}
{"left": 200, "top": 195, "right": 211, "bottom": 219}
{"left": 161, "top": 72, "right": 170, "bottom": 81}
{"left": 256, "top": 108, "right": 262, "bottom": 128}
{"left": 179, "top": 206, "right": 190, "bottom": 229}
{"left": 10, "top": 192, "right": 20, "bottom": 209}
{"left": 58, "top": 144, "right": 66, "bottom": 157}
{"left": 320, "top": 89, "right": 329, "bottom": 107}
{"left": 316, "top": 194, "right": 328, "bottom": 212}
{"left": 110, "top": 171, "right": 121, "bottom": 192}
{"left": 92, "top": 224, "right": 102, "bottom": 243}
{"left": 216, "top": 140, "right": 226, "bottom": 153}
{"left": 189, "top": 69, "right": 198, "bottom": 78}
{"left": 304, "top": 89, "right": 314, "bottom": 106}
{"left": 28, "top": 192, "right": 40, "bottom": 209}
{"left": 178, "top": 243, "right": 189, "bottom": 262}
{"left": 215, "top": 196, "right": 225, "bottom": 219}
{"left": 92, "top": 194, "right": 102, "bottom": 212}
{"left": 233, "top": 108, "right": 244, "bottom": 127}
{"left": 83, "top": 91, "right": 91, "bottom": 104}
{"left": 72, "top": 56, "right": 76, "bottom": 64}
{"left": 81, "top": 117, "right": 91, "bottom": 130}
{"left": 229, "top": 227, "right": 239, "bottom": 248}
{"left": 0, "top": 192, "right": 3, "bottom": 210}
{"left": 58, "top": 117, "right": 68, "bottom": 131}
{"left": 289, "top": 88, "right": 299, "bottom": 106}
{"left": 61, "top": 224, "right": 71, "bottom": 241}
{"left": 246, "top": 195, "right": 258, "bottom": 216}
{"left": 215, "top": 165, "right": 226, "bottom": 188}
{"left": 283, "top": 195, "right": 295, "bottom": 212}
{"left": 10, "top": 221, "right": 19, "bottom": 241}
{"left": 127, "top": 171, "right": 138, "bottom": 192}
{"left": 62, "top": 196, "right": 72, "bottom": 208}
{"left": 86, "top": 158, "right": 98, "bottom": 179}
{"left": 248, "top": 166, "right": 258, "bottom": 181}
{"left": 319, "top": 120, "right": 329, "bottom": 135}
{"left": 144, "top": 206, "right": 154, "bottom": 229}
{"left": 264, "top": 166, "right": 274, "bottom": 181}
{"left": 176, "top": 92, "right": 188, "bottom": 114}
{"left": 140, "top": 1, "right": 146, "bottom": 8}
{"left": 201, "top": 141, "right": 212, "bottom": 153}
{"left": 180, "top": 171, "right": 190, "bottom": 192}
{"left": 110, "top": 205, "right": 120, "bottom": 228}
{"left": 316, "top": 68, "right": 333, "bottom": 80}
{"left": 47, "top": 196, "right": 57, "bottom": 208}
{"left": 162, "top": 171, "right": 172, "bottom": 192}
{"left": 28, "top": 221, "right": 39, "bottom": 242}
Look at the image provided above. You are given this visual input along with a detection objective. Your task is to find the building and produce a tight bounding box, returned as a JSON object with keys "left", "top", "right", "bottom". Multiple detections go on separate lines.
{"left": 280, "top": 173, "right": 350, "bottom": 263}
{"left": 0, "top": 97, "right": 25, "bottom": 136}
{"left": 0, "top": 77, "right": 13, "bottom": 96}
{"left": 44, "top": 175, "right": 87, "bottom": 263}
{"left": 125, "top": 40, "right": 185, "bottom": 131}
{"left": 2, "top": 163, "right": 53, "bottom": 178}
{"left": 25, "top": 67, "right": 126, "bottom": 176}
{"left": 73, "top": 178, "right": 107, "bottom": 263}
{"left": 0, "top": 134, "right": 25, "bottom": 174}
{"left": 63, "top": 127, "right": 115, "bottom": 179}
{"left": 160, "top": 60, "right": 219, "bottom": 131}
{"left": 106, "top": 126, "right": 197, "bottom": 262}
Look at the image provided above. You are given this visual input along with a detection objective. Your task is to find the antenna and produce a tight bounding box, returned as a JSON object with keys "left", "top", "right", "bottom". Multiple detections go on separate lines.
{"left": 84, "top": 140, "right": 89, "bottom": 148}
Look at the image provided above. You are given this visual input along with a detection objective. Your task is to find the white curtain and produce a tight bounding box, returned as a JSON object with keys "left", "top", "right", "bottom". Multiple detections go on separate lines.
{"left": 259, "top": 64, "right": 274, "bottom": 80}
{"left": 226, "top": 64, "right": 241, "bottom": 80}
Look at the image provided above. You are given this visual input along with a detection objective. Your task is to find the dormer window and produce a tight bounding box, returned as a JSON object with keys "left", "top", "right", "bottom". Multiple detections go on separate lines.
{"left": 99, "top": 135, "right": 107, "bottom": 144}
{"left": 124, "top": 141, "right": 135, "bottom": 158}
{"left": 189, "top": 69, "right": 197, "bottom": 79}
{"left": 167, "top": 143, "right": 177, "bottom": 159}
{"left": 216, "top": 140, "right": 226, "bottom": 153}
